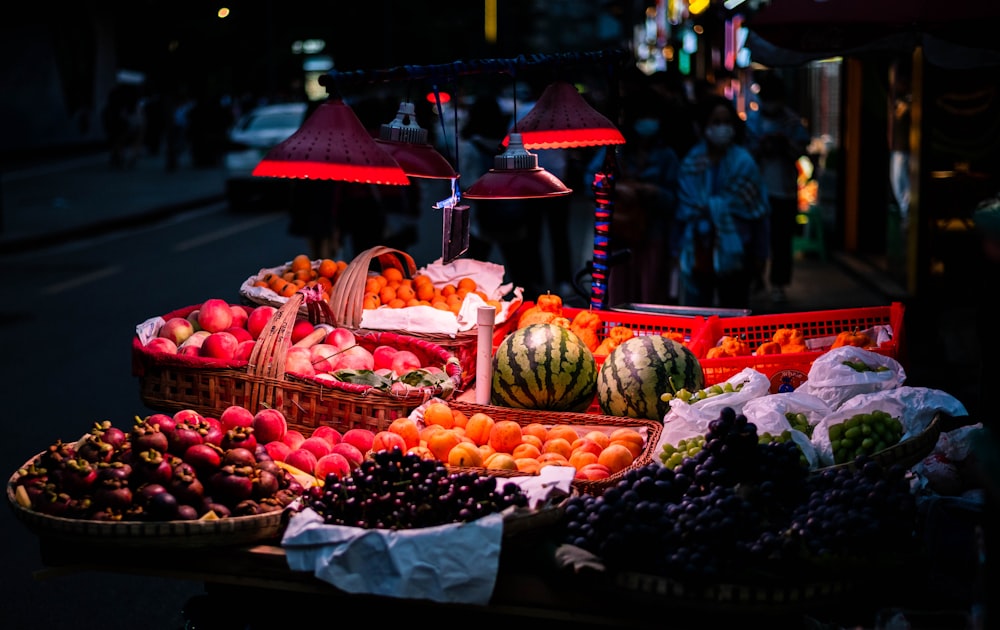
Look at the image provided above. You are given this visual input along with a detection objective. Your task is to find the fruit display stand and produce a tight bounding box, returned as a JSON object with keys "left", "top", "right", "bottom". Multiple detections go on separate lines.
{"left": 133, "top": 291, "right": 463, "bottom": 436}
{"left": 693, "top": 303, "right": 906, "bottom": 392}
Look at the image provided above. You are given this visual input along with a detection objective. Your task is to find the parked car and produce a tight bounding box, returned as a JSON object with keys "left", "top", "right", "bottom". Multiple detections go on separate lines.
{"left": 224, "top": 102, "right": 308, "bottom": 212}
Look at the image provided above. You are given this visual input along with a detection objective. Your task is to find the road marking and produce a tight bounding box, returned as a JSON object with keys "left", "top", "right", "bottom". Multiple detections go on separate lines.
{"left": 174, "top": 215, "right": 283, "bottom": 251}
{"left": 40, "top": 265, "right": 122, "bottom": 295}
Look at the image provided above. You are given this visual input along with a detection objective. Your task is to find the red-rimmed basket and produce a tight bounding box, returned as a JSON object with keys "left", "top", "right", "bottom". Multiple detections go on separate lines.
{"left": 443, "top": 401, "right": 663, "bottom": 495}
{"left": 691, "top": 303, "right": 906, "bottom": 393}
{"left": 132, "top": 291, "right": 463, "bottom": 436}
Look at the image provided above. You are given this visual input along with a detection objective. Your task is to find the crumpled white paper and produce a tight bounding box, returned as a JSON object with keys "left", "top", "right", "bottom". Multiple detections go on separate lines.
{"left": 281, "top": 466, "right": 574, "bottom": 604}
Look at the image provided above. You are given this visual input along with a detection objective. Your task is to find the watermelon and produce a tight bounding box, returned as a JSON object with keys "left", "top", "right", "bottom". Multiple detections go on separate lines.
{"left": 491, "top": 323, "right": 597, "bottom": 412}
{"left": 596, "top": 336, "right": 704, "bottom": 420}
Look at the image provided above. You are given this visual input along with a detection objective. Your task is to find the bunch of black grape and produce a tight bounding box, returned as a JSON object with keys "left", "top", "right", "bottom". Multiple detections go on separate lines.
{"left": 559, "top": 407, "right": 918, "bottom": 581}
{"left": 301, "top": 447, "right": 528, "bottom": 529}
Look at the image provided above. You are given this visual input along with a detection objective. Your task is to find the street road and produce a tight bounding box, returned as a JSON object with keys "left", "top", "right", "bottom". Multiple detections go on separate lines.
{"left": 0, "top": 202, "right": 308, "bottom": 629}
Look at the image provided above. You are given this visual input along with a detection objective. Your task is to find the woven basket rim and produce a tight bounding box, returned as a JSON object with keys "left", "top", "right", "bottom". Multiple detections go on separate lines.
{"left": 812, "top": 412, "right": 943, "bottom": 474}
{"left": 7, "top": 451, "right": 285, "bottom": 547}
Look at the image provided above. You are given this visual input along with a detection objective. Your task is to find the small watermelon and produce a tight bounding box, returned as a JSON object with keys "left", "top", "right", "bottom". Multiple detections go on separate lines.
{"left": 596, "top": 336, "right": 704, "bottom": 420}
{"left": 491, "top": 323, "right": 597, "bottom": 412}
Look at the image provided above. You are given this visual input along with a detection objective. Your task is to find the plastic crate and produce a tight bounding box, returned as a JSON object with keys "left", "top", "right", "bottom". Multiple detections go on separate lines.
{"left": 691, "top": 302, "right": 906, "bottom": 392}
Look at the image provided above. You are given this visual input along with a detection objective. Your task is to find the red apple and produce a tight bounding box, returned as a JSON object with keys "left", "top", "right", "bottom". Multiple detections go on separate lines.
{"left": 252, "top": 408, "right": 287, "bottom": 444}
{"left": 299, "top": 436, "right": 333, "bottom": 459}
{"left": 234, "top": 339, "right": 256, "bottom": 362}
{"left": 390, "top": 350, "right": 422, "bottom": 376}
{"left": 282, "top": 429, "right": 306, "bottom": 450}
{"left": 198, "top": 298, "right": 234, "bottom": 333}
{"left": 284, "top": 346, "right": 316, "bottom": 377}
{"left": 309, "top": 343, "right": 340, "bottom": 374}
{"left": 329, "top": 345, "right": 374, "bottom": 372}
{"left": 314, "top": 453, "right": 351, "bottom": 481}
{"left": 178, "top": 344, "right": 201, "bottom": 357}
{"left": 291, "top": 319, "right": 317, "bottom": 345}
{"left": 144, "top": 337, "right": 178, "bottom": 354}
{"left": 159, "top": 317, "right": 195, "bottom": 345}
{"left": 229, "top": 305, "right": 249, "bottom": 329}
{"left": 310, "top": 426, "right": 342, "bottom": 447}
{"left": 264, "top": 440, "right": 292, "bottom": 462}
{"left": 330, "top": 442, "right": 364, "bottom": 470}
{"left": 284, "top": 448, "right": 318, "bottom": 475}
{"left": 247, "top": 305, "right": 277, "bottom": 340}
{"left": 575, "top": 463, "right": 612, "bottom": 480}
{"left": 199, "top": 331, "right": 239, "bottom": 360}
{"left": 173, "top": 409, "right": 206, "bottom": 426}
{"left": 342, "top": 428, "right": 375, "bottom": 454}
{"left": 224, "top": 326, "right": 253, "bottom": 344}
{"left": 219, "top": 405, "right": 255, "bottom": 432}
{"left": 325, "top": 327, "right": 357, "bottom": 351}
{"left": 372, "top": 345, "right": 399, "bottom": 371}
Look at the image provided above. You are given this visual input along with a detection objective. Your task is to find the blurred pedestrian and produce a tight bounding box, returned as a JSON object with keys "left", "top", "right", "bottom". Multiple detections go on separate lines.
{"left": 102, "top": 83, "right": 145, "bottom": 169}
{"left": 746, "top": 72, "right": 810, "bottom": 304}
{"left": 584, "top": 75, "right": 680, "bottom": 306}
{"left": 675, "top": 95, "right": 770, "bottom": 310}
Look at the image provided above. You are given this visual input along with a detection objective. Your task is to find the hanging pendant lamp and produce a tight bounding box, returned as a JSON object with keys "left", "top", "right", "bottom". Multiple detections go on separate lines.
{"left": 252, "top": 98, "right": 409, "bottom": 185}
{"left": 504, "top": 81, "right": 625, "bottom": 150}
{"left": 462, "top": 132, "right": 572, "bottom": 200}
{"left": 374, "top": 101, "right": 457, "bottom": 180}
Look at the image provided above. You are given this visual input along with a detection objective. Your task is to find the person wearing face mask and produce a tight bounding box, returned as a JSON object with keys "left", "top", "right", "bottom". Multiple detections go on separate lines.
{"left": 674, "top": 94, "right": 771, "bottom": 309}
{"left": 746, "top": 73, "right": 811, "bottom": 305}
{"left": 584, "top": 88, "right": 681, "bottom": 306}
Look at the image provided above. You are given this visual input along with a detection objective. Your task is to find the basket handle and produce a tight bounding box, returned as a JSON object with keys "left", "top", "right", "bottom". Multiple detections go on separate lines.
{"left": 328, "top": 246, "right": 417, "bottom": 329}
{"left": 246, "top": 291, "right": 303, "bottom": 382}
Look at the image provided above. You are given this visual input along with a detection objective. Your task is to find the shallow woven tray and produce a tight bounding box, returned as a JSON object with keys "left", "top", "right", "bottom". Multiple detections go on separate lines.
{"left": 445, "top": 401, "right": 663, "bottom": 495}
{"left": 133, "top": 291, "right": 462, "bottom": 436}
{"left": 7, "top": 452, "right": 286, "bottom": 548}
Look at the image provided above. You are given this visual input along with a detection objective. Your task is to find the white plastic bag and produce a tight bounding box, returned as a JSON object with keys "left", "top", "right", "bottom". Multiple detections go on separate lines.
{"left": 665, "top": 368, "right": 770, "bottom": 431}
{"left": 799, "top": 346, "right": 905, "bottom": 410}
{"left": 742, "top": 391, "right": 831, "bottom": 469}
{"left": 810, "top": 395, "right": 906, "bottom": 467}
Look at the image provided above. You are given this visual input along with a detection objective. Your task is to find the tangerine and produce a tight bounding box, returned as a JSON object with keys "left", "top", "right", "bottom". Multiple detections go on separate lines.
{"left": 382, "top": 267, "right": 404, "bottom": 284}
{"left": 291, "top": 254, "right": 312, "bottom": 272}
{"left": 318, "top": 258, "right": 338, "bottom": 278}
{"left": 457, "top": 277, "right": 478, "bottom": 293}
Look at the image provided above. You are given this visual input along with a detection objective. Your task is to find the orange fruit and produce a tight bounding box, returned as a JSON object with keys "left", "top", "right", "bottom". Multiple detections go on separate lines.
{"left": 597, "top": 443, "right": 635, "bottom": 474}
{"left": 450, "top": 409, "right": 469, "bottom": 429}
{"left": 426, "top": 429, "right": 462, "bottom": 462}
{"left": 441, "top": 283, "right": 457, "bottom": 297}
{"left": 419, "top": 423, "right": 445, "bottom": 443}
{"left": 478, "top": 443, "right": 496, "bottom": 459}
{"left": 583, "top": 431, "right": 611, "bottom": 450}
{"left": 463, "top": 412, "right": 495, "bottom": 446}
{"left": 569, "top": 450, "right": 599, "bottom": 470}
{"left": 570, "top": 437, "right": 604, "bottom": 457}
{"left": 387, "top": 417, "right": 420, "bottom": 451}
{"left": 510, "top": 442, "right": 541, "bottom": 460}
{"left": 415, "top": 282, "right": 436, "bottom": 302}
{"left": 378, "top": 285, "right": 397, "bottom": 304}
{"left": 407, "top": 445, "right": 435, "bottom": 460}
{"left": 609, "top": 428, "right": 645, "bottom": 458}
{"left": 547, "top": 424, "right": 580, "bottom": 444}
{"left": 279, "top": 282, "right": 299, "bottom": 298}
{"left": 318, "top": 258, "right": 338, "bottom": 278}
{"left": 537, "top": 452, "right": 570, "bottom": 466}
{"left": 432, "top": 301, "right": 451, "bottom": 312}
{"left": 488, "top": 420, "right": 523, "bottom": 454}
{"left": 387, "top": 298, "right": 406, "bottom": 309}
{"left": 457, "top": 277, "right": 478, "bottom": 293}
{"left": 542, "top": 437, "right": 573, "bottom": 460}
{"left": 483, "top": 452, "right": 518, "bottom": 471}
{"left": 291, "top": 254, "right": 312, "bottom": 272}
{"left": 363, "top": 293, "right": 381, "bottom": 310}
{"left": 520, "top": 434, "right": 543, "bottom": 450}
{"left": 522, "top": 423, "right": 548, "bottom": 442}
{"left": 395, "top": 284, "right": 416, "bottom": 302}
{"left": 382, "top": 267, "right": 404, "bottom": 284}
{"left": 423, "top": 402, "right": 455, "bottom": 429}
{"left": 515, "top": 458, "right": 541, "bottom": 474}
{"left": 315, "top": 276, "right": 333, "bottom": 294}
{"left": 365, "top": 277, "right": 382, "bottom": 294}
{"left": 447, "top": 441, "right": 484, "bottom": 468}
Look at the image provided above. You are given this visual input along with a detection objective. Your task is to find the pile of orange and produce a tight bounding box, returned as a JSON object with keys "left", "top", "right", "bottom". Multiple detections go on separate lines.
{"left": 252, "top": 254, "right": 348, "bottom": 301}
{"left": 362, "top": 268, "right": 502, "bottom": 316}
{"left": 381, "top": 402, "right": 645, "bottom": 476}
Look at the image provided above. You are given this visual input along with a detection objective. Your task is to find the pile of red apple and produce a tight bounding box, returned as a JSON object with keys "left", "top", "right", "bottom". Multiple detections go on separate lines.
{"left": 142, "top": 298, "right": 438, "bottom": 382}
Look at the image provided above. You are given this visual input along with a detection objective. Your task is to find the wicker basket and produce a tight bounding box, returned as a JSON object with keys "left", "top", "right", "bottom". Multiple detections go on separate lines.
{"left": 7, "top": 452, "right": 286, "bottom": 548}
{"left": 133, "top": 291, "right": 463, "bottom": 436}
{"left": 444, "top": 401, "right": 663, "bottom": 495}
{"left": 326, "top": 246, "right": 519, "bottom": 389}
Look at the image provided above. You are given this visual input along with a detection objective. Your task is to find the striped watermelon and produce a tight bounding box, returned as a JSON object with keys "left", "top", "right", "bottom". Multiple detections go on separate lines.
{"left": 596, "top": 336, "right": 704, "bottom": 420}
{"left": 491, "top": 323, "right": 597, "bottom": 412}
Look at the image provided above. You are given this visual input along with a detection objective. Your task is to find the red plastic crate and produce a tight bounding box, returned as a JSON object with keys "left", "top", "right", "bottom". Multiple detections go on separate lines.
{"left": 691, "top": 302, "right": 906, "bottom": 393}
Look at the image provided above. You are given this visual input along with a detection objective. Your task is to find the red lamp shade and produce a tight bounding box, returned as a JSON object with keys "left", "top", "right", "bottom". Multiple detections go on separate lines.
{"left": 504, "top": 81, "right": 625, "bottom": 150}
{"left": 463, "top": 133, "right": 572, "bottom": 200}
{"left": 374, "top": 101, "right": 457, "bottom": 179}
{"left": 252, "top": 99, "right": 409, "bottom": 185}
